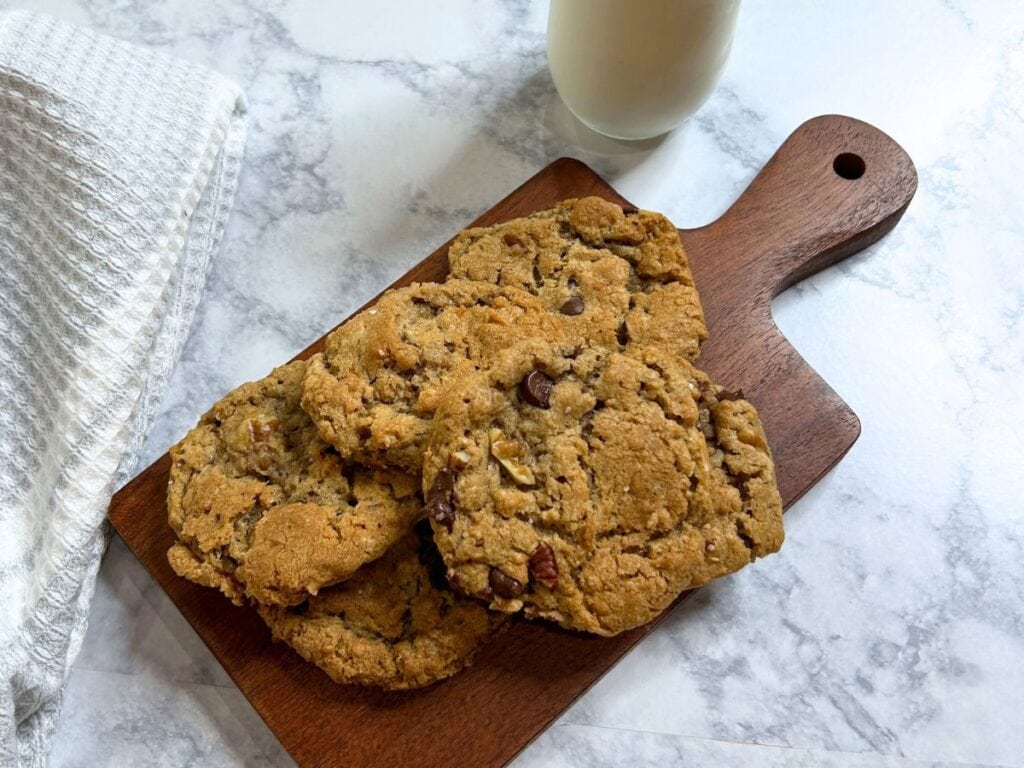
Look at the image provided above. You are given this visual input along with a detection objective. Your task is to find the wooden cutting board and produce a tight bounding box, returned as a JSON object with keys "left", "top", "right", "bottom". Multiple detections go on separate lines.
{"left": 108, "top": 115, "right": 916, "bottom": 768}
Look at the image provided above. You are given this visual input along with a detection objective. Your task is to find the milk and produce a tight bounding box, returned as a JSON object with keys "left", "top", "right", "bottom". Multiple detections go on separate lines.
{"left": 547, "top": 0, "right": 741, "bottom": 140}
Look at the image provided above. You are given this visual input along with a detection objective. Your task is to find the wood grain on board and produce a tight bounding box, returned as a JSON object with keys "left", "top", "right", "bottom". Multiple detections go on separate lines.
{"left": 108, "top": 115, "right": 917, "bottom": 768}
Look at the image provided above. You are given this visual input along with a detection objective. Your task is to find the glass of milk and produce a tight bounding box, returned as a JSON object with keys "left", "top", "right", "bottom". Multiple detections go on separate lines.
{"left": 547, "top": 0, "right": 741, "bottom": 140}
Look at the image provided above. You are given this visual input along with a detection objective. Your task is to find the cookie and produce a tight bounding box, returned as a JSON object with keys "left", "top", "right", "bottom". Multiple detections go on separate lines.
{"left": 167, "top": 360, "right": 422, "bottom": 607}
{"left": 447, "top": 196, "right": 707, "bottom": 361}
{"left": 259, "top": 525, "right": 508, "bottom": 690}
{"left": 422, "top": 339, "right": 782, "bottom": 636}
{"left": 301, "top": 280, "right": 562, "bottom": 473}
{"left": 692, "top": 372, "right": 785, "bottom": 572}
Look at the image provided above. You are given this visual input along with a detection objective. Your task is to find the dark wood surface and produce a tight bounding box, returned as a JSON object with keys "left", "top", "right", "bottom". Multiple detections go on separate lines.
{"left": 108, "top": 115, "right": 917, "bottom": 768}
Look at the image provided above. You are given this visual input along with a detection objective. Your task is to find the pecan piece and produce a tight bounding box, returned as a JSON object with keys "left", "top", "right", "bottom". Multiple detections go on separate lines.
{"left": 528, "top": 541, "right": 558, "bottom": 589}
{"left": 489, "top": 429, "right": 536, "bottom": 486}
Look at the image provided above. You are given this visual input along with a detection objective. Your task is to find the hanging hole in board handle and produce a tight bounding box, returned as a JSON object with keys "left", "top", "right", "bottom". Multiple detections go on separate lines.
{"left": 833, "top": 152, "right": 866, "bottom": 180}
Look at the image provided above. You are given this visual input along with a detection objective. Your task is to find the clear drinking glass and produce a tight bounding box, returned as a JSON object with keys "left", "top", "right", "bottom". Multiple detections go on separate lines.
{"left": 547, "top": 0, "right": 741, "bottom": 140}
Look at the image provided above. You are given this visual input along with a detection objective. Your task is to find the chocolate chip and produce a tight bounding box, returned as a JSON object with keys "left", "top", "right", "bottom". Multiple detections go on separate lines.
{"left": 528, "top": 542, "right": 558, "bottom": 589}
{"left": 559, "top": 296, "right": 584, "bottom": 316}
{"left": 424, "top": 467, "right": 457, "bottom": 531}
{"left": 718, "top": 388, "right": 745, "bottom": 401}
{"left": 414, "top": 521, "right": 452, "bottom": 591}
{"left": 518, "top": 369, "right": 553, "bottom": 409}
{"left": 616, "top": 321, "right": 629, "bottom": 346}
{"left": 620, "top": 204, "right": 638, "bottom": 215}
{"left": 488, "top": 568, "right": 523, "bottom": 598}
{"left": 502, "top": 232, "right": 524, "bottom": 247}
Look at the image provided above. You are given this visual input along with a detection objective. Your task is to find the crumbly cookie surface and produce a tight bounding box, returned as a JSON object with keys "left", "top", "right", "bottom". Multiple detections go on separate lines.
{"left": 422, "top": 339, "right": 782, "bottom": 636}
{"left": 167, "top": 360, "right": 421, "bottom": 607}
{"left": 447, "top": 196, "right": 707, "bottom": 361}
{"left": 691, "top": 369, "right": 785, "bottom": 585}
{"left": 259, "top": 526, "right": 508, "bottom": 690}
{"left": 301, "top": 280, "right": 562, "bottom": 473}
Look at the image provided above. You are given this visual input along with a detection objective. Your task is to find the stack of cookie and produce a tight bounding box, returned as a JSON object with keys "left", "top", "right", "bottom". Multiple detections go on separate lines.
{"left": 166, "top": 197, "right": 784, "bottom": 689}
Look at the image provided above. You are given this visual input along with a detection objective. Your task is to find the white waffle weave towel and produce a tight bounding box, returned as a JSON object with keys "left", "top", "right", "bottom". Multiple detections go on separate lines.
{"left": 0, "top": 11, "right": 246, "bottom": 765}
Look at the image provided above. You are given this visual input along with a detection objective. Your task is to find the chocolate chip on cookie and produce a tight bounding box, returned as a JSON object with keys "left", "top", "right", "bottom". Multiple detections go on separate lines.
{"left": 615, "top": 320, "right": 630, "bottom": 346}
{"left": 518, "top": 369, "right": 554, "bottom": 408}
{"left": 559, "top": 296, "right": 585, "bottom": 316}
{"left": 488, "top": 568, "right": 524, "bottom": 599}
{"left": 424, "top": 466, "right": 457, "bottom": 531}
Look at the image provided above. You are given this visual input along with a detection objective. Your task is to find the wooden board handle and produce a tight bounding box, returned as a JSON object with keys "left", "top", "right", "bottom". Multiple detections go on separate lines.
{"left": 684, "top": 114, "right": 918, "bottom": 310}
{"left": 680, "top": 115, "right": 916, "bottom": 503}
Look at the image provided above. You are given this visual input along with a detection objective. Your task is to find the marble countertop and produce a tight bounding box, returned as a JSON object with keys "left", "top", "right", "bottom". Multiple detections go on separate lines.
{"left": 10, "top": 0, "right": 1021, "bottom": 765}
